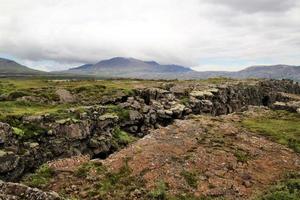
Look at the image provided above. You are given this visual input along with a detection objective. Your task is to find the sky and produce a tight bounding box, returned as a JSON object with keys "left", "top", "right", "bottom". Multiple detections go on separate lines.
{"left": 0, "top": 0, "right": 299, "bottom": 71}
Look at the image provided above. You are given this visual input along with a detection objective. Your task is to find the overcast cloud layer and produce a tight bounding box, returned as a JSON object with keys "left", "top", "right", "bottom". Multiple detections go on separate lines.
{"left": 0, "top": 0, "right": 299, "bottom": 71}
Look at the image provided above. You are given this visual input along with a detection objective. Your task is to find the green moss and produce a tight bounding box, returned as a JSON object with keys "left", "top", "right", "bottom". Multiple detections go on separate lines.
{"left": 23, "top": 164, "right": 55, "bottom": 188}
{"left": 181, "top": 170, "right": 199, "bottom": 188}
{"left": 241, "top": 110, "right": 300, "bottom": 153}
{"left": 12, "top": 127, "right": 25, "bottom": 137}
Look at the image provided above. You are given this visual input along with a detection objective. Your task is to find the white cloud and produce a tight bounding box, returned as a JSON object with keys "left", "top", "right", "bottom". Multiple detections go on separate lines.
{"left": 0, "top": 0, "right": 299, "bottom": 71}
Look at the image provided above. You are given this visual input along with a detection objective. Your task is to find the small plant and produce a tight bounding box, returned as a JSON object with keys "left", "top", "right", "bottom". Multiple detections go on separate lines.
{"left": 106, "top": 105, "right": 130, "bottom": 121}
{"left": 181, "top": 170, "right": 199, "bottom": 188}
{"left": 234, "top": 149, "right": 250, "bottom": 163}
{"left": 113, "top": 128, "right": 136, "bottom": 146}
{"left": 179, "top": 96, "right": 190, "bottom": 105}
{"left": 74, "top": 162, "right": 105, "bottom": 178}
{"left": 23, "top": 164, "right": 55, "bottom": 188}
{"left": 149, "top": 180, "right": 168, "bottom": 200}
{"left": 12, "top": 127, "right": 25, "bottom": 137}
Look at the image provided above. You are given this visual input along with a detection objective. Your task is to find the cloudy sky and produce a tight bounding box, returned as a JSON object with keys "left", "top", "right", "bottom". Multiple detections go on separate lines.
{"left": 0, "top": 0, "right": 299, "bottom": 71}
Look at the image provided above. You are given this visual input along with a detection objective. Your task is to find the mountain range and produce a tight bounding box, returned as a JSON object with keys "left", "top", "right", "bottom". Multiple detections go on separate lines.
{"left": 0, "top": 57, "right": 300, "bottom": 80}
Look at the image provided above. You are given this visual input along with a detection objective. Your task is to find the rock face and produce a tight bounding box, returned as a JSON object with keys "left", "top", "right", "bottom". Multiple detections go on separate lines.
{"left": 0, "top": 181, "right": 60, "bottom": 200}
{"left": 0, "top": 79, "right": 300, "bottom": 182}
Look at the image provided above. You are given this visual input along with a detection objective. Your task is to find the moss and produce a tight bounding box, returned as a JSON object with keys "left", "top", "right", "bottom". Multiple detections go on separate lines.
{"left": 181, "top": 170, "right": 199, "bottom": 188}
{"left": 23, "top": 164, "right": 55, "bottom": 188}
{"left": 241, "top": 110, "right": 300, "bottom": 153}
{"left": 12, "top": 127, "right": 25, "bottom": 137}
{"left": 8, "top": 116, "right": 47, "bottom": 139}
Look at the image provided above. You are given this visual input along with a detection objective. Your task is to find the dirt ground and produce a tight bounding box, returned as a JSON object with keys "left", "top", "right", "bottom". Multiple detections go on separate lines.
{"left": 46, "top": 107, "right": 300, "bottom": 199}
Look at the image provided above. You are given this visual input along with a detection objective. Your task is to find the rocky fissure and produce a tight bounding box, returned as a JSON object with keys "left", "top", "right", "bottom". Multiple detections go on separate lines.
{"left": 0, "top": 79, "right": 300, "bottom": 187}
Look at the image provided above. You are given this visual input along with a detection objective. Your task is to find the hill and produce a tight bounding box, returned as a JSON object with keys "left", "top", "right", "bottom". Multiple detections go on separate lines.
{"left": 65, "top": 57, "right": 193, "bottom": 77}
{"left": 0, "top": 58, "right": 44, "bottom": 75}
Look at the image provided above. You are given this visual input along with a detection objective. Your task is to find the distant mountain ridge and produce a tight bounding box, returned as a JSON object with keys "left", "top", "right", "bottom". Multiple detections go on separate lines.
{"left": 0, "top": 56, "right": 299, "bottom": 80}
{"left": 64, "top": 57, "right": 300, "bottom": 80}
{"left": 66, "top": 57, "right": 192, "bottom": 77}
{"left": 0, "top": 58, "right": 44, "bottom": 75}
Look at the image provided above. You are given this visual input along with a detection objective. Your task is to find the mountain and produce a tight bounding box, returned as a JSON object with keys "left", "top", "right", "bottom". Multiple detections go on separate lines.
{"left": 65, "top": 57, "right": 193, "bottom": 77}
{"left": 0, "top": 58, "right": 44, "bottom": 75}
{"left": 234, "top": 65, "right": 300, "bottom": 80}
{"left": 65, "top": 57, "right": 300, "bottom": 80}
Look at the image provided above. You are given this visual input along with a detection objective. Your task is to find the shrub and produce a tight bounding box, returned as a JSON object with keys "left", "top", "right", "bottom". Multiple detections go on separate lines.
{"left": 149, "top": 180, "right": 168, "bottom": 200}
{"left": 181, "top": 170, "right": 198, "bottom": 188}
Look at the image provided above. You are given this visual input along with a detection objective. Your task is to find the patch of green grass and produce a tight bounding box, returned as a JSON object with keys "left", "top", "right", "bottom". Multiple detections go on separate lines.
{"left": 241, "top": 110, "right": 300, "bottom": 153}
{"left": 113, "top": 128, "right": 136, "bottom": 146}
{"left": 180, "top": 96, "right": 190, "bottom": 106}
{"left": 74, "top": 162, "right": 105, "bottom": 178}
{"left": 256, "top": 172, "right": 300, "bottom": 200}
{"left": 181, "top": 170, "right": 199, "bottom": 188}
{"left": 148, "top": 180, "right": 168, "bottom": 200}
{"left": 76, "top": 159, "right": 145, "bottom": 199}
{"left": 23, "top": 164, "right": 55, "bottom": 188}
{"left": 0, "top": 101, "right": 71, "bottom": 120}
{"left": 107, "top": 105, "right": 130, "bottom": 121}
{"left": 234, "top": 149, "right": 251, "bottom": 163}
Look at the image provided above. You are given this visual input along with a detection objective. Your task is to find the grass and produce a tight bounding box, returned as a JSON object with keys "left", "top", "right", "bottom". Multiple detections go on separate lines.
{"left": 113, "top": 127, "right": 136, "bottom": 148}
{"left": 241, "top": 110, "right": 300, "bottom": 153}
{"left": 234, "top": 149, "right": 251, "bottom": 163}
{"left": 22, "top": 164, "right": 55, "bottom": 188}
{"left": 256, "top": 172, "right": 300, "bottom": 200}
{"left": 74, "top": 162, "right": 106, "bottom": 178}
{"left": 181, "top": 170, "right": 199, "bottom": 188}
{"left": 107, "top": 105, "right": 130, "bottom": 121}
{"left": 74, "top": 159, "right": 146, "bottom": 199}
{"left": 148, "top": 180, "right": 168, "bottom": 200}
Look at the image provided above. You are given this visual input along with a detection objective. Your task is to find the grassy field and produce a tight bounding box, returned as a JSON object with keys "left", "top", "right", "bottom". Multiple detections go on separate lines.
{"left": 242, "top": 110, "right": 300, "bottom": 153}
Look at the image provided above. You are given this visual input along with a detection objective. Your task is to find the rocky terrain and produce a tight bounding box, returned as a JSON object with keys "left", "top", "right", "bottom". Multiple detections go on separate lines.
{"left": 0, "top": 78, "right": 300, "bottom": 199}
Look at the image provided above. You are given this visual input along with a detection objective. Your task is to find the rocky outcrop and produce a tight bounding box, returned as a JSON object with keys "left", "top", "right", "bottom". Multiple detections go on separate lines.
{"left": 0, "top": 181, "right": 60, "bottom": 200}
{"left": 0, "top": 79, "right": 300, "bottom": 182}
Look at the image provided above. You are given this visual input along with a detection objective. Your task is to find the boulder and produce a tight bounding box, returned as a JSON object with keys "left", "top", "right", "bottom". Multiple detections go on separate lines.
{"left": 0, "top": 181, "right": 61, "bottom": 200}
{"left": 55, "top": 89, "right": 76, "bottom": 103}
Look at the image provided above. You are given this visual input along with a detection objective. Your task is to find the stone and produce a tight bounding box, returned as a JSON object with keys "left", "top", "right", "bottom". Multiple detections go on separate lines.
{"left": 129, "top": 110, "right": 143, "bottom": 121}
{"left": 55, "top": 89, "right": 75, "bottom": 103}
{"left": 0, "top": 181, "right": 61, "bottom": 199}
